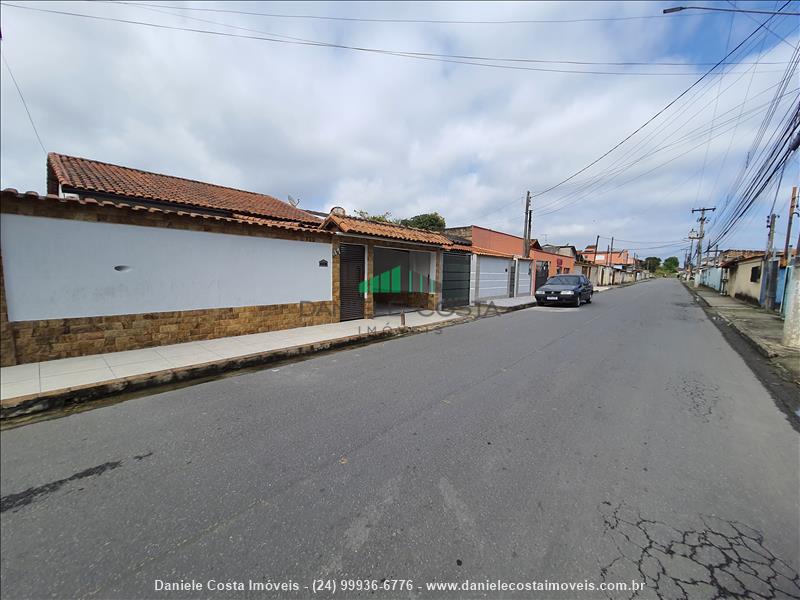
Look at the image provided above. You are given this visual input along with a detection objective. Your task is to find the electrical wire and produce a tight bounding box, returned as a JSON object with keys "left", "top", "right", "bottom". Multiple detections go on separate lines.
{"left": 477, "top": 29, "right": 777, "bottom": 222}
{"left": 1, "top": 51, "right": 46, "bottom": 154}
{"left": 1, "top": 2, "right": 757, "bottom": 77}
{"left": 531, "top": 81, "right": 797, "bottom": 218}
{"left": 94, "top": 1, "right": 708, "bottom": 25}
{"left": 478, "top": 0, "right": 795, "bottom": 222}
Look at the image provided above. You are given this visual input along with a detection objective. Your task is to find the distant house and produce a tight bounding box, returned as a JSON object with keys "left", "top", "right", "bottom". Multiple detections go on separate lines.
{"left": 541, "top": 244, "right": 578, "bottom": 260}
{"left": 443, "top": 225, "right": 577, "bottom": 297}
{"left": 714, "top": 250, "right": 795, "bottom": 308}
{"left": 581, "top": 244, "right": 635, "bottom": 269}
{"left": 721, "top": 254, "right": 765, "bottom": 305}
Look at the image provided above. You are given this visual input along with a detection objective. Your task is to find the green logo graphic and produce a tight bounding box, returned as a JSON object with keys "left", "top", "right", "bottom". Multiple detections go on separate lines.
{"left": 359, "top": 266, "right": 435, "bottom": 294}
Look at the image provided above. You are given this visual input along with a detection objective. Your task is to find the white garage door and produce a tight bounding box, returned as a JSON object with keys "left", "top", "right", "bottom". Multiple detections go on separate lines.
{"left": 477, "top": 256, "right": 512, "bottom": 300}
{"left": 516, "top": 259, "right": 532, "bottom": 296}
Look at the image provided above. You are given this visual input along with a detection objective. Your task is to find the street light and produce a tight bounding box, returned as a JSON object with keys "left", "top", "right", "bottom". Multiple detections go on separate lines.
{"left": 663, "top": 5, "right": 799, "bottom": 15}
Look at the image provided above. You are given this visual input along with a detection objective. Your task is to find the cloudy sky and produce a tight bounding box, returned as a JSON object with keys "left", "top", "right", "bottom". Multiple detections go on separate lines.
{"left": 1, "top": 1, "right": 798, "bottom": 259}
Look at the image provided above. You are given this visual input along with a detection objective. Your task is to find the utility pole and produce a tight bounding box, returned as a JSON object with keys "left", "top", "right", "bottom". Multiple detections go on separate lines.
{"left": 784, "top": 223, "right": 800, "bottom": 348}
{"left": 608, "top": 236, "right": 615, "bottom": 285}
{"left": 691, "top": 207, "right": 715, "bottom": 287}
{"left": 687, "top": 229, "right": 700, "bottom": 281}
{"left": 522, "top": 191, "right": 531, "bottom": 257}
{"left": 765, "top": 212, "right": 778, "bottom": 310}
{"left": 593, "top": 234, "right": 600, "bottom": 284}
{"left": 782, "top": 186, "right": 798, "bottom": 266}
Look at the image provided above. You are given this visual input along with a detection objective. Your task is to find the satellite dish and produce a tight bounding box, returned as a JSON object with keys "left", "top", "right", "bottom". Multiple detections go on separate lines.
{"left": 287, "top": 194, "right": 300, "bottom": 207}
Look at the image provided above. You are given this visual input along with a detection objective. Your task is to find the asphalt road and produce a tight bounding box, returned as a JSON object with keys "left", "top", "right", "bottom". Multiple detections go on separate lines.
{"left": 1, "top": 279, "right": 798, "bottom": 599}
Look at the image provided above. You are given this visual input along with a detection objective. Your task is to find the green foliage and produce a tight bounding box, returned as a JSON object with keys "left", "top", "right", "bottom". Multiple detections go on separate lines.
{"left": 353, "top": 209, "right": 393, "bottom": 222}
{"left": 663, "top": 256, "right": 679, "bottom": 272}
{"left": 353, "top": 210, "right": 446, "bottom": 231}
{"left": 644, "top": 256, "right": 662, "bottom": 273}
{"left": 398, "top": 212, "right": 446, "bottom": 231}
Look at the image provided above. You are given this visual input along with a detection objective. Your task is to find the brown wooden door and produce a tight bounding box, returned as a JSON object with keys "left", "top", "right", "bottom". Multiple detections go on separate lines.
{"left": 340, "top": 244, "right": 365, "bottom": 320}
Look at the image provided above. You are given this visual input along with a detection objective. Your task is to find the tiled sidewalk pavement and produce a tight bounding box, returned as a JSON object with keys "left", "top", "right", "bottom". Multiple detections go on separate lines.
{"left": 691, "top": 284, "right": 800, "bottom": 383}
{"left": 0, "top": 310, "right": 468, "bottom": 405}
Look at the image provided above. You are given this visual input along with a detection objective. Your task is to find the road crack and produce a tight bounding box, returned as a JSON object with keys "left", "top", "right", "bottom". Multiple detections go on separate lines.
{"left": 599, "top": 501, "right": 800, "bottom": 599}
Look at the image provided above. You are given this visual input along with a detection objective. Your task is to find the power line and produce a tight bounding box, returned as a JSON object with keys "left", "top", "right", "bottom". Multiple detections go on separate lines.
{"left": 528, "top": 73, "right": 799, "bottom": 218}
{"left": 691, "top": 5, "right": 736, "bottom": 210}
{"left": 664, "top": 5, "right": 800, "bottom": 16}
{"left": 707, "top": 40, "right": 800, "bottom": 245}
{"left": 477, "top": 19, "right": 781, "bottom": 222}
{"left": 97, "top": 1, "right": 708, "bottom": 25}
{"left": 706, "top": 3, "right": 773, "bottom": 211}
{"left": 725, "top": 0, "right": 798, "bottom": 49}
{"left": 523, "top": 2, "right": 795, "bottom": 202}
{"left": 501, "top": 2, "right": 797, "bottom": 223}
{"left": 0, "top": 2, "right": 787, "bottom": 77}
{"left": 1, "top": 51, "right": 46, "bottom": 154}
{"left": 99, "top": 0, "right": 794, "bottom": 68}
{"left": 707, "top": 95, "right": 799, "bottom": 248}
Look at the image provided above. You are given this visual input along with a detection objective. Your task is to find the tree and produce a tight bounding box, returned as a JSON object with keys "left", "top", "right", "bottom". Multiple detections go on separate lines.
{"left": 663, "top": 256, "right": 679, "bottom": 272}
{"left": 353, "top": 209, "right": 392, "bottom": 222}
{"left": 644, "top": 256, "right": 662, "bottom": 273}
{"left": 398, "top": 212, "right": 446, "bottom": 231}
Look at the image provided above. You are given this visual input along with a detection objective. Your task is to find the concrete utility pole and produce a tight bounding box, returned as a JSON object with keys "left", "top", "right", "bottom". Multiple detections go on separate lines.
{"left": 522, "top": 191, "right": 532, "bottom": 257}
{"left": 783, "top": 232, "right": 800, "bottom": 349}
{"left": 765, "top": 212, "right": 779, "bottom": 310}
{"left": 692, "top": 207, "right": 715, "bottom": 287}
{"left": 608, "top": 237, "right": 615, "bottom": 285}
{"left": 592, "top": 234, "right": 600, "bottom": 284}
{"left": 782, "top": 186, "right": 798, "bottom": 266}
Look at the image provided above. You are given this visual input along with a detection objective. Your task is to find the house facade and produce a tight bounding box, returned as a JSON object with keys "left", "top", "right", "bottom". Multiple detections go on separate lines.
{"left": 0, "top": 154, "right": 450, "bottom": 366}
{"left": 724, "top": 255, "right": 765, "bottom": 305}
{"left": 444, "top": 225, "right": 576, "bottom": 295}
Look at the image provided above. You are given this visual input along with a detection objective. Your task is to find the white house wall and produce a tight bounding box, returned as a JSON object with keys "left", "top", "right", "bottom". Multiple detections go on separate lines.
{"left": 469, "top": 254, "right": 478, "bottom": 304}
{"left": 516, "top": 258, "right": 532, "bottom": 296}
{"left": 1, "top": 214, "right": 333, "bottom": 321}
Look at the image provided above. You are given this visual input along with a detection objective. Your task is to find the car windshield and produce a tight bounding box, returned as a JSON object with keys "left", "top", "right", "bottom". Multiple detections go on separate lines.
{"left": 546, "top": 275, "right": 580, "bottom": 285}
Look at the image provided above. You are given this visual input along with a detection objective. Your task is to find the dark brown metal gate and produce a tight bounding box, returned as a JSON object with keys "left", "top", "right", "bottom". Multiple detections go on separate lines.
{"left": 339, "top": 244, "right": 365, "bottom": 321}
{"left": 441, "top": 252, "right": 471, "bottom": 309}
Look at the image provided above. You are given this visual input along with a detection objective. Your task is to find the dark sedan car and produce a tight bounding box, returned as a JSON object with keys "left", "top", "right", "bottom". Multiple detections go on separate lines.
{"left": 534, "top": 274, "right": 593, "bottom": 307}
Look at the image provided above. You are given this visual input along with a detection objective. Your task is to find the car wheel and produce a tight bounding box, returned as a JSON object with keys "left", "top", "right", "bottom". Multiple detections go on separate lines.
{"left": 586, "top": 293, "right": 592, "bottom": 304}
{"left": 573, "top": 296, "right": 581, "bottom": 307}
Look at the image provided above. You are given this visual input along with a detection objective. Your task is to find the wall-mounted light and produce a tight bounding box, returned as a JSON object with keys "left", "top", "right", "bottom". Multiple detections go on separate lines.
{"left": 114, "top": 265, "right": 131, "bottom": 272}
{"left": 319, "top": 259, "right": 329, "bottom": 267}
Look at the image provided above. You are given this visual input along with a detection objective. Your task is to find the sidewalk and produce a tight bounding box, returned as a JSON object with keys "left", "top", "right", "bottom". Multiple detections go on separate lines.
{"left": 690, "top": 284, "right": 800, "bottom": 383}
{"left": 1, "top": 299, "right": 539, "bottom": 419}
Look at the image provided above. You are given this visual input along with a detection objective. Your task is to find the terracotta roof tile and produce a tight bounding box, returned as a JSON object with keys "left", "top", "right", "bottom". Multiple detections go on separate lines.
{"left": 1, "top": 188, "right": 328, "bottom": 234}
{"left": 322, "top": 214, "right": 453, "bottom": 246}
{"left": 48, "top": 153, "right": 321, "bottom": 224}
